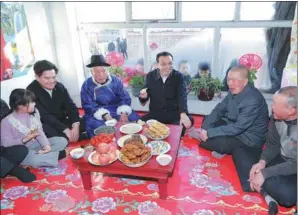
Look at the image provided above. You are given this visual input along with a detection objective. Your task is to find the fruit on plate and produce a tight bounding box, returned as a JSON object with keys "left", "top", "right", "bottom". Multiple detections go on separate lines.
{"left": 96, "top": 143, "right": 110, "bottom": 154}
{"left": 90, "top": 133, "right": 114, "bottom": 147}
{"left": 98, "top": 153, "right": 111, "bottom": 165}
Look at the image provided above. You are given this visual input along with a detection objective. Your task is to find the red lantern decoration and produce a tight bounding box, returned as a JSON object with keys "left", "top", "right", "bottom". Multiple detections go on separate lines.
{"left": 238, "top": 54, "right": 263, "bottom": 70}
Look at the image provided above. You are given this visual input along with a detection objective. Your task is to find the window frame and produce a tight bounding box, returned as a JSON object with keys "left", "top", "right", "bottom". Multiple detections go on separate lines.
{"left": 74, "top": 2, "right": 293, "bottom": 80}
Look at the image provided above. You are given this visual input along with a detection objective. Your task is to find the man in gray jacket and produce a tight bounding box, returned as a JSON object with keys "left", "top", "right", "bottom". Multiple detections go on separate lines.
{"left": 198, "top": 65, "right": 269, "bottom": 154}
{"left": 233, "top": 86, "right": 297, "bottom": 215}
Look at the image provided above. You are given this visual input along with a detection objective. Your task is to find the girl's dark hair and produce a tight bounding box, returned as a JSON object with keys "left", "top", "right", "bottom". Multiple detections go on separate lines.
{"left": 9, "top": 89, "right": 36, "bottom": 111}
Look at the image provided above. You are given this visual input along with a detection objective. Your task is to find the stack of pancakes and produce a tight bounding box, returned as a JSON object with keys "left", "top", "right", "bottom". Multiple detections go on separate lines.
{"left": 145, "top": 121, "right": 170, "bottom": 138}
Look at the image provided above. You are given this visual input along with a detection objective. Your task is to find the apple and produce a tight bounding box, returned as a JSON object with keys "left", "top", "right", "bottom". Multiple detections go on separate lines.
{"left": 109, "top": 150, "right": 117, "bottom": 161}
{"left": 98, "top": 153, "right": 111, "bottom": 165}
{"left": 109, "top": 144, "right": 117, "bottom": 153}
{"left": 96, "top": 143, "right": 110, "bottom": 154}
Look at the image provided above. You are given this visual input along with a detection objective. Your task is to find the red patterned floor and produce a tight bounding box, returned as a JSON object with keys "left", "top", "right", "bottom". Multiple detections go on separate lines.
{"left": 1, "top": 116, "right": 295, "bottom": 215}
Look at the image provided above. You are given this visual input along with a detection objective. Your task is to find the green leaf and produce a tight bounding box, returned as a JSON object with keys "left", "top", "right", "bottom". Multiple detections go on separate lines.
{"left": 129, "top": 75, "right": 145, "bottom": 87}
{"left": 124, "top": 207, "right": 132, "bottom": 213}
{"left": 32, "top": 195, "right": 39, "bottom": 200}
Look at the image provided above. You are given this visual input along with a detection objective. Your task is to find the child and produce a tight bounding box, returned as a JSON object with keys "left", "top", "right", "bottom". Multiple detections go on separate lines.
{"left": 1, "top": 89, "right": 68, "bottom": 168}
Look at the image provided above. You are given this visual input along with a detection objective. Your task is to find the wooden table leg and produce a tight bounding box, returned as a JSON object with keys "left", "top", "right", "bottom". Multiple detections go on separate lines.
{"left": 158, "top": 178, "right": 168, "bottom": 200}
{"left": 79, "top": 170, "right": 92, "bottom": 190}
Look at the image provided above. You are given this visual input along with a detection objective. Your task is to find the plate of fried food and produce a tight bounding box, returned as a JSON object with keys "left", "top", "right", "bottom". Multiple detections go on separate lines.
{"left": 120, "top": 123, "right": 142, "bottom": 134}
{"left": 144, "top": 121, "right": 170, "bottom": 140}
{"left": 117, "top": 134, "right": 147, "bottom": 148}
{"left": 117, "top": 138, "right": 152, "bottom": 168}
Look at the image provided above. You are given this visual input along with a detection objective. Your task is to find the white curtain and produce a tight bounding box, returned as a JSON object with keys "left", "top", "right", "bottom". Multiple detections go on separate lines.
{"left": 281, "top": 4, "right": 297, "bottom": 88}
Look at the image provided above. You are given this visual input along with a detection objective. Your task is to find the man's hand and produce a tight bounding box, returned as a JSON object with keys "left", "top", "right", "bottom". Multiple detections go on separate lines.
{"left": 249, "top": 160, "right": 266, "bottom": 181}
{"left": 250, "top": 171, "right": 265, "bottom": 192}
{"left": 180, "top": 113, "right": 192, "bottom": 129}
{"left": 199, "top": 129, "right": 208, "bottom": 142}
{"left": 103, "top": 113, "right": 113, "bottom": 121}
{"left": 63, "top": 128, "right": 73, "bottom": 141}
{"left": 37, "top": 144, "right": 52, "bottom": 154}
{"left": 22, "top": 130, "right": 39, "bottom": 143}
{"left": 70, "top": 123, "right": 80, "bottom": 142}
{"left": 119, "top": 113, "right": 129, "bottom": 123}
{"left": 139, "top": 88, "right": 148, "bottom": 99}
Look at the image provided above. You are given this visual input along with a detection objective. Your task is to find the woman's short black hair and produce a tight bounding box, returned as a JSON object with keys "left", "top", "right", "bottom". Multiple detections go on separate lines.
{"left": 33, "top": 60, "right": 58, "bottom": 77}
{"left": 156, "top": 51, "right": 173, "bottom": 63}
{"left": 9, "top": 89, "right": 36, "bottom": 111}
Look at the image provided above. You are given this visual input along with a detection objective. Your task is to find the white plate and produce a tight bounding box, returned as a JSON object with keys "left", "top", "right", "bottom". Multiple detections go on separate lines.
{"left": 146, "top": 119, "right": 157, "bottom": 126}
{"left": 119, "top": 123, "right": 142, "bottom": 134}
{"left": 117, "top": 134, "right": 148, "bottom": 148}
{"left": 116, "top": 150, "right": 152, "bottom": 168}
{"left": 88, "top": 151, "right": 118, "bottom": 166}
{"left": 146, "top": 141, "right": 171, "bottom": 155}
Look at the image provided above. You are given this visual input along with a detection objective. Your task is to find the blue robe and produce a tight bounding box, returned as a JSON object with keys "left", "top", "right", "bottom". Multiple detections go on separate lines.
{"left": 81, "top": 75, "right": 139, "bottom": 137}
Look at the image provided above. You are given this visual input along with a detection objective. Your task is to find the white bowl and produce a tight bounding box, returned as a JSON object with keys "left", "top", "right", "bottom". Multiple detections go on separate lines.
{"left": 70, "top": 148, "right": 85, "bottom": 159}
{"left": 105, "top": 119, "right": 117, "bottom": 127}
{"left": 156, "top": 154, "right": 172, "bottom": 166}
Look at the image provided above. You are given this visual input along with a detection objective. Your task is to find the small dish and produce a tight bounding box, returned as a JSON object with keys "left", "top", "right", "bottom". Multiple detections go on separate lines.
{"left": 156, "top": 154, "right": 172, "bottom": 166}
{"left": 119, "top": 123, "right": 142, "bottom": 134}
{"left": 105, "top": 119, "right": 117, "bottom": 127}
{"left": 117, "top": 134, "right": 148, "bottom": 147}
{"left": 70, "top": 148, "right": 85, "bottom": 159}
{"left": 146, "top": 141, "right": 171, "bottom": 155}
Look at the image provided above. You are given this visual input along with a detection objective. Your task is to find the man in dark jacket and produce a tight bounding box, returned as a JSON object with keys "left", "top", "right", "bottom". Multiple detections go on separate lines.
{"left": 198, "top": 65, "right": 269, "bottom": 154}
{"left": 27, "top": 60, "right": 87, "bottom": 142}
{"left": 0, "top": 99, "right": 36, "bottom": 182}
{"left": 232, "top": 86, "right": 297, "bottom": 215}
{"left": 138, "top": 51, "right": 193, "bottom": 135}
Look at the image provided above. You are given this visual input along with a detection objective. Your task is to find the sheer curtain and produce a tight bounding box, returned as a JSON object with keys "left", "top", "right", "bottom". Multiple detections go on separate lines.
{"left": 281, "top": 4, "right": 297, "bottom": 88}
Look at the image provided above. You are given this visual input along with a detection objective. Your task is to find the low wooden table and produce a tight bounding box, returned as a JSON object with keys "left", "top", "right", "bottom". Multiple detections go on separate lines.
{"left": 71, "top": 123, "right": 183, "bottom": 199}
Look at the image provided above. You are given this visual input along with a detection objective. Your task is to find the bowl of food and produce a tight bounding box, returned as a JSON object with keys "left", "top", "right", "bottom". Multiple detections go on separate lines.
{"left": 119, "top": 123, "right": 142, "bottom": 135}
{"left": 156, "top": 154, "right": 172, "bottom": 166}
{"left": 94, "top": 126, "right": 115, "bottom": 136}
{"left": 70, "top": 148, "right": 85, "bottom": 159}
{"left": 117, "top": 134, "right": 147, "bottom": 147}
{"left": 90, "top": 133, "right": 115, "bottom": 147}
{"left": 88, "top": 143, "right": 118, "bottom": 166}
{"left": 117, "top": 141, "right": 152, "bottom": 168}
{"left": 144, "top": 121, "right": 170, "bottom": 140}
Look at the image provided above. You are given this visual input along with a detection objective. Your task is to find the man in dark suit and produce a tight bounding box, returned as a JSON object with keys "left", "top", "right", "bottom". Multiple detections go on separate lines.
{"left": 27, "top": 60, "right": 87, "bottom": 142}
{"left": 198, "top": 65, "right": 269, "bottom": 155}
{"left": 138, "top": 51, "right": 193, "bottom": 135}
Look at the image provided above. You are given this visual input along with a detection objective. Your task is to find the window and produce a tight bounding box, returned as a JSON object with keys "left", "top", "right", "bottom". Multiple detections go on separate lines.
{"left": 131, "top": 2, "right": 175, "bottom": 20}
{"left": 182, "top": 2, "right": 236, "bottom": 21}
{"left": 82, "top": 28, "right": 144, "bottom": 78}
{"left": 147, "top": 28, "right": 214, "bottom": 76}
{"left": 75, "top": 2, "right": 126, "bottom": 23}
{"left": 240, "top": 2, "right": 276, "bottom": 20}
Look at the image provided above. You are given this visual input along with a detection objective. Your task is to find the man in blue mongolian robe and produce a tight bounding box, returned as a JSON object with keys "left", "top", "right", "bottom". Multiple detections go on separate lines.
{"left": 81, "top": 55, "right": 139, "bottom": 137}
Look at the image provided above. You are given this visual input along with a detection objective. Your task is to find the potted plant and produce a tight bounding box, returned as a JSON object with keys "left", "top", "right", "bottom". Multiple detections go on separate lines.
{"left": 190, "top": 77, "right": 223, "bottom": 101}
{"left": 129, "top": 75, "right": 145, "bottom": 97}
